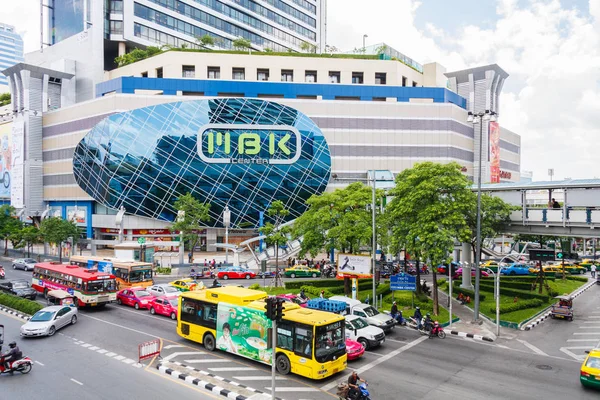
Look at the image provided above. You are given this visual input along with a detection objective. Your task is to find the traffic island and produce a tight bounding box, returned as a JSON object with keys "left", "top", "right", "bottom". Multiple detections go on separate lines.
{"left": 157, "top": 360, "right": 281, "bottom": 400}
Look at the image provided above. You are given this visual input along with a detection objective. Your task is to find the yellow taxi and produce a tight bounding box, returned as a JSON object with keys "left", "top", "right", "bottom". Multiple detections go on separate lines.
{"left": 169, "top": 278, "right": 204, "bottom": 292}
{"left": 284, "top": 265, "right": 321, "bottom": 278}
{"left": 580, "top": 348, "right": 600, "bottom": 389}
{"left": 480, "top": 260, "right": 499, "bottom": 272}
{"left": 578, "top": 259, "right": 599, "bottom": 271}
{"left": 529, "top": 265, "right": 568, "bottom": 277}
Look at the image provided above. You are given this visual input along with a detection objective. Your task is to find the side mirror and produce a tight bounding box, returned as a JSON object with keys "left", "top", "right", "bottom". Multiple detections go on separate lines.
{"left": 585, "top": 350, "right": 590, "bottom": 354}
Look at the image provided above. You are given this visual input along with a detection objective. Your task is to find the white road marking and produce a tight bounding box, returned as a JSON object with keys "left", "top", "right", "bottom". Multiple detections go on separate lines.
{"left": 574, "top": 333, "right": 600, "bottom": 335}
{"left": 560, "top": 347, "right": 589, "bottom": 361}
{"left": 234, "top": 376, "right": 288, "bottom": 381}
{"left": 163, "top": 345, "right": 185, "bottom": 350}
{"left": 80, "top": 343, "right": 91, "bottom": 348}
{"left": 88, "top": 346, "right": 100, "bottom": 351}
{"left": 583, "top": 321, "right": 600, "bottom": 323}
{"left": 113, "top": 306, "right": 176, "bottom": 324}
{"left": 264, "top": 387, "right": 319, "bottom": 392}
{"left": 105, "top": 352, "right": 117, "bottom": 357}
{"left": 208, "top": 367, "right": 257, "bottom": 372}
{"left": 321, "top": 335, "right": 428, "bottom": 392}
{"left": 163, "top": 351, "right": 205, "bottom": 362}
{"left": 567, "top": 339, "right": 600, "bottom": 342}
{"left": 366, "top": 351, "right": 386, "bottom": 356}
{"left": 113, "top": 355, "right": 126, "bottom": 361}
{"left": 578, "top": 326, "right": 600, "bottom": 329}
{"left": 96, "top": 349, "right": 108, "bottom": 354}
{"left": 70, "top": 378, "right": 84, "bottom": 386}
{"left": 587, "top": 316, "right": 600, "bottom": 319}
{"left": 34, "top": 361, "right": 44, "bottom": 366}
{"left": 384, "top": 338, "right": 407, "bottom": 344}
{"left": 183, "top": 359, "right": 231, "bottom": 364}
{"left": 517, "top": 340, "right": 548, "bottom": 356}
{"left": 121, "top": 358, "right": 135, "bottom": 364}
{"left": 80, "top": 314, "right": 159, "bottom": 338}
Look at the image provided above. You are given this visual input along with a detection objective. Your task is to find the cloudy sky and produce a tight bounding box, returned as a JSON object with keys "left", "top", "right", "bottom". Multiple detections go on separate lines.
{"left": 3, "top": 0, "right": 600, "bottom": 180}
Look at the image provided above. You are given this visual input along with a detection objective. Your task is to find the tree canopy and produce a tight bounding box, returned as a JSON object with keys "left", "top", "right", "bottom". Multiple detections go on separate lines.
{"left": 259, "top": 200, "right": 291, "bottom": 287}
{"left": 39, "top": 217, "right": 80, "bottom": 262}
{"left": 171, "top": 193, "right": 211, "bottom": 259}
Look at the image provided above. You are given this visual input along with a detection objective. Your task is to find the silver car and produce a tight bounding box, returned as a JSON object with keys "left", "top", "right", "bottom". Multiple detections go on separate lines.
{"left": 12, "top": 258, "right": 37, "bottom": 271}
{"left": 146, "top": 284, "right": 180, "bottom": 298}
{"left": 20, "top": 305, "right": 78, "bottom": 337}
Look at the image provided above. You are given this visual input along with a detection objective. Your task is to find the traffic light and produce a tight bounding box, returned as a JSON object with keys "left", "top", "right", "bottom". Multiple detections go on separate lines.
{"left": 275, "top": 298, "right": 285, "bottom": 322}
{"left": 264, "top": 297, "right": 276, "bottom": 320}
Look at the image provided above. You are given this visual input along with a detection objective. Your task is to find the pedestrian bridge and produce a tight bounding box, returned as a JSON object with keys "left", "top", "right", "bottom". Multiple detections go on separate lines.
{"left": 481, "top": 179, "right": 600, "bottom": 237}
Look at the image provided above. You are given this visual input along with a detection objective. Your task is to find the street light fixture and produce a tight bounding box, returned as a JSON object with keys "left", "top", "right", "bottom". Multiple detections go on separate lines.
{"left": 467, "top": 110, "right": 497, "bottom": 322}
{"left": 362, "top": 34, "right": 368, "bottom": 52}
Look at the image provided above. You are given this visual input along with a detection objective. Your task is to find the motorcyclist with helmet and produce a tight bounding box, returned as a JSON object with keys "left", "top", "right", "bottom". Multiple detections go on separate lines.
{"left": 413, "top": 306, "right": 423, "bottom": 329}
{"left": 391, "top": 301, "right": 404, "bottom": 325}
{"left": 2, "top": 341, "right": 22, "bottom": 371}
{"left": 422, "top": 313, "right": 433, "bottom": 334}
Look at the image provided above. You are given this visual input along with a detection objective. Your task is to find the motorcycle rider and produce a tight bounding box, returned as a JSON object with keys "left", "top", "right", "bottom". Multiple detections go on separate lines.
{"left": 413, "top": 306, "right": 423, "bottom": 329}
{"left": 422, "top": 313, "right": 433, "bottom": 333}
{"left": 212, "top": 278, "right": 220, "bottom": 288}
{"left": 0, "top": 265, "right": 5, "bottom": 278}
{"left": 2, "top": 341, "right": 22, "bottom": 371}
{"left": 299, "top": 288, "right": 307, "bottom": 300}
{"left": 391, "top": 301, "right": 404, "bottom": 324}
{"left": 347, "top": 371, "right": 367, "bottom": 400}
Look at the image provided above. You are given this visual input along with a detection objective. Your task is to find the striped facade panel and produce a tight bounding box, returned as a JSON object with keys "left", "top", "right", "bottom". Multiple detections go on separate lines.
{"left": 499, "top": 139, "right": 519, "bottom": 154}
{"left": 43, "top": 147, "right": 75, "bottom": 161}
{"left": 43, "top": 174, "right": 77, "bottom": 186}
{"left": 43, "top": 112, "right": 115, "bottom": 137}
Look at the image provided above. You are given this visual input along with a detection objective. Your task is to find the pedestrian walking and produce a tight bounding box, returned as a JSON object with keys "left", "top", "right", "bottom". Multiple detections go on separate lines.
{"left": 592, "top": 264, "right": 596, "bottom": 278}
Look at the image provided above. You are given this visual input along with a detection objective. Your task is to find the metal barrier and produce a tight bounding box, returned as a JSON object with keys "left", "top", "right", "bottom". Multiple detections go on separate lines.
{"left": 138, "top": 339, "right": 161, "bottom": 363}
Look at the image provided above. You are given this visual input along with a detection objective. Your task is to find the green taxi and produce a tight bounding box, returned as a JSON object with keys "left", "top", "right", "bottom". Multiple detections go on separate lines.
{"left": 284, "top": 265, "right": 321, "bottom": 278}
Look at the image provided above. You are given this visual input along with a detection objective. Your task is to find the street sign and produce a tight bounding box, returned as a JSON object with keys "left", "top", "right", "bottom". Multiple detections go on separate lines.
{"left": 390, "top": 273, "right": 417, "bottom": 291}
{"left": 529, "top": 249, "right": 555, "bottom": 262}
{"left": 137, "top": 237, "right": 146, "bottom": 245}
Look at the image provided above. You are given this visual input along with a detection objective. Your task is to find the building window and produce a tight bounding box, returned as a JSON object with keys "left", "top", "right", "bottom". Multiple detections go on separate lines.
{"left": 232, "top": 68, "right": 245, "bottom": 80}
{"left": 375, "top": 72, "right": 386, "bottom": 85}
{"left": 110, "top": 20, "right": 123, "bottom": 35}
{"left": 156, "top": 67, "right": 163, "bottom": 78}
{"left": 257, "top": 69, "right": 269, "bottom": 81}
{"left": 328, "top": 71, "right": 340, "bottom": 83}
{"left": 305, "top": 70, "right": 317, "bottom": 83}
{"left": 281, "top": 69, "right": 293, "bottom": 82}
{"left": 208, "top": 66, "right": 220, "bottom": 79}
{"left": 141, "top": 71, "right": 148, "bottom": 78}
{"left": 352, "top": 72, "right": 364, "bottom": 84}
{"left": 413, "top": 81, "right": 418, "bottom": 87}
{"left": 182, "top": 65, "right": 195, "bottom": 78}
{"left": 402, "top": 76, "right": 407, "bottom": 87}
{"left": 110, "top": 0, "right": 123, "bottom": 12}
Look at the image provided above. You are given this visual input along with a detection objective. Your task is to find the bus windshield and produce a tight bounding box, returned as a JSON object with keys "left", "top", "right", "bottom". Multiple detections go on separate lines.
{"left": 85, "top": 279, "right": 117, "bottom": 292}
{"left": 129, "top": 269, "right": 152, "bottom": 283}
{"left": 315, "top": 321, "right": 345, "bottom": 363}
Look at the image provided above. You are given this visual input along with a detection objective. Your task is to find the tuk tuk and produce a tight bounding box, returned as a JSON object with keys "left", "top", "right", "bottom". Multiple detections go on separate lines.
{"left": 46, "top": 289, "right": 76, "bottom": 307}
{"left": 550, "top": 295, "right": 573, "bottom": 321}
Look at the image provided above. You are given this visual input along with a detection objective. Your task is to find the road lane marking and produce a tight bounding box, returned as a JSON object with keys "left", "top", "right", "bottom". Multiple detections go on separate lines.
{"left": 366, "top": 351, "right": 386, "bottom": 356}
{"left": 265, "top": 386, "right": 319, "bottom": 392}
{"left": 113, "top": 355, "right": 126, "bottom": 361}
{"left": 384, "top": 338, "right": 408, "bottom": 344}
{"left": 105, "top": 352, "right": 117, "bottom": 357}
{"left": 88, "top": 346, "right": 100, "bottom": 351}
{"left": 560, "top": 347, "right": 589, "bottom": 361}
{"left": 112, "top": 305, "right": 177, "bottom": 324}
{"left": 80, "top": 343, "right": 92, "bottom": 348}
{"left": 567, "top": 339, "right": 600, "bottom": 342}
{"left": 163, "top": 351, "right": 206, "bottom": 362}
{"left": 517, "top": 340, "right": 548, "bottom": 356}
{"left": 183, "top": 359, "right": 231, "bottom": 364}
{"left": 34, "top": 361, "right": 44, "bottom": 366}
{"left": 583, "top": 321, "right": 600, "bottom": 323}
{"left": 321, "top": 335, "right": 428, "bottom": 392}
{"left": 70, "top": 378, "right": 84, "bottom": 386}
{"left": 578, "top": 326, "right": 600, "bottom": 329}
{"left": 587, "top": 316, "right": 600, "bottom": 319}
{"left": 121, "top": 358, "right": 136, "bottom": 364}
{"left": 96, "top": 349, "right": 108, "bottom": 354}
{"left": 574, "top": 333, "right": 600, "bottom": 335}
{"left": 208, "top": 367, "right": 257, "bottom": 372}
{"left": 163, "top": 345, "right": 185, "bottom": 349}
{"left": 234, "top": 376, "right": 288, "bottom": 381}
{"left": 80, "top": 314, "right": 159, "bottom": 338}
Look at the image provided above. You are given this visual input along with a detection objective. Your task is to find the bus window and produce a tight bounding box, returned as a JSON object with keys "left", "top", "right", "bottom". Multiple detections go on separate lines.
{"left": 315, "top": 321, "right": 345, "bottom": 363}
{"left": 294, "top": 325, "right": 313, "bottom": 359}
{"left": 277, "top": 322, "right": 294, "bottom": 351}
{"left": 130, "top": 269, "right": 150, "bottom": 283}
{"left": 181, "top": 298, "right": 201, "bottom": 324}
{"left": 203, "top": 304, "right": 217, "bottom": 329}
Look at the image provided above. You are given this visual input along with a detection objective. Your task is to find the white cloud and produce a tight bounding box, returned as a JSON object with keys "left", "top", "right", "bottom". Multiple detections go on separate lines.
{"left": 2, "top": 0, "right": 40, "bottom": 54}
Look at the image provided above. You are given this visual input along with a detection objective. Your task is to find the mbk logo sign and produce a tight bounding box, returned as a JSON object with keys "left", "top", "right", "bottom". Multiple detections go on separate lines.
{"left": 198, "top": 124, "right": 301, "bottom": 165}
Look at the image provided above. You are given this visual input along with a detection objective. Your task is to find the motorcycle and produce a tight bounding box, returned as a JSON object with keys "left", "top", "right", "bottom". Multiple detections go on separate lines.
{"left": 336, "top": 382, "right": 371, "bottom": 400}
{"left": 0, "top": 268, "right": 5, "bottom": 279}
{"left": 407, "top": 317, "right": 433, "bottom": 336}
{"left": 390, "top": 312, "right": 406, "bottom": 326}
{"left": 429, "top": 321, "right": 446, "bottom": 339}
{"left": 0, "top": 325, "right": 33, "bottom": 375}
{"left": 323, "top": 265, "right": 337, "bottom": 278}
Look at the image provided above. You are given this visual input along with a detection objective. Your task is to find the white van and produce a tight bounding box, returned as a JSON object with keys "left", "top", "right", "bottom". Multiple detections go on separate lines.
{"left": 330, "top": 296, "right": 396, "bottom": 333}
{"left": 345, "top": 314, "right": 385, "bottom": 349}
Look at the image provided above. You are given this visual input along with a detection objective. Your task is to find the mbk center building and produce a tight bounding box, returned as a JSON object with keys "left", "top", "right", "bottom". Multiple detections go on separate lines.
{"left": 2, "top": 46, "right": 521, "bottom": 255}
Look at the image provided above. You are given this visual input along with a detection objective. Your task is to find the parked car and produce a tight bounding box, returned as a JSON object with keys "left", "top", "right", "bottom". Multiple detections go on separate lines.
{"left": 276, "top": 293, "right": 308, "bottom": 307}
{"left": 500, "top": 263, "right": 531, "bottom": 276}
{"left": 437, "top": 262, "right": 460, "bottom": 276}
{"left": 217, "top": 266, "right": 256, "bottom": 280}
{"left": 169, "top": 278, "right": 204, "bottom": 291}
{"left": 116, "top": 287, "right": 156, "bottom": 310}
{"left": 146, "top": 284, "right": 181, "bottom": 298}
{"left": 189, "top": 266, "right": 214, "bottom": 279}
{"left": 452, "top": 268, "right": 490, "bottom": 280}
{"left": 580, "top": 348, "right": 600, "bottom": 389}
{"left": 284, "top": 265, "right": 321, "bottom": 278}
{"left": 20, "top": 305, "right": 77, "bottom": 337}
{"left": 330, "top": 296, "right": 396, "bottom": 333}
{"left": 343, "top": 314, "right": 385, "bottom": 350}
{"left": 12, "top": 258, "right": 37, "bottom": 271}
{"left": 345, "top": 338, "right": 366, "bottom": 361}
{"left": 480, "top": 260, "right": 500, "bottom": 272}
{"left": 0, "top": 280, "right": 37, "bottom": 299}
{"left": 149, "top": 295, "right": 179, "bottom": 320}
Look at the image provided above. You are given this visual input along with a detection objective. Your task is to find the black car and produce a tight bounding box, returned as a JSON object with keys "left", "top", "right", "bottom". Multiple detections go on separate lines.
{"left": 0, "top": 280, "right": 37, "bottom": 299}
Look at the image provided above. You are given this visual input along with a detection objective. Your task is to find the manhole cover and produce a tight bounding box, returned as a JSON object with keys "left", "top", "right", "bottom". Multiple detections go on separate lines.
{"left": 536, "top": 365, "right": 553, "bottom": 370}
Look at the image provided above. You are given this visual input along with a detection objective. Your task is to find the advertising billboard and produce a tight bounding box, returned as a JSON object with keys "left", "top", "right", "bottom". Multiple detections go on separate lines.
{"left": 489, "top": 121, "right": 500, "bottom": 183}
{"left": 10, "top": 119, "right": 23, "bottom": 207}
{"left": 216, "top": 302, "right": 273, "bottom": 365}
{"left": 67, "top": 206, "right": 87, "bottom": 226}
{"left": 0, "top": 122, "right": 12, "bottom": 199}
{"left": 336, "top": 254, "right": 372, "bottom": 278}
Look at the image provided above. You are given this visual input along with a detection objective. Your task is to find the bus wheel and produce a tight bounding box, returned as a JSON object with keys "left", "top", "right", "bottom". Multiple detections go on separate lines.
{"left": 204, "top": 333, "right": 216, "bottom": 351}
{"left": 276, "top": 354, "right": 291, "bottom": 375}
{"left": 43, "top": 288, "right": 48, "bottom": 299}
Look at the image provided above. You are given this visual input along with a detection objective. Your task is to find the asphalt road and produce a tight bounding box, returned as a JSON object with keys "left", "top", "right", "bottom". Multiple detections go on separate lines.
{"left": 2, "top": 258, "right": 600, "bottom": 399}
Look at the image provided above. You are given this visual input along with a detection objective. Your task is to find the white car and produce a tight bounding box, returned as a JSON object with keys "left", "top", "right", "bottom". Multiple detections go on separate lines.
{"left": 12, "top": 258, "right": 37, "bottom": 271}
{"left": 344, "top": 314, "right": 385, "bottom": 350}
{"left": 146, "top": 284, "right": 180, "bottom": 298}
{"left": 20, "top": 305, "right": 78, "bottom": 337}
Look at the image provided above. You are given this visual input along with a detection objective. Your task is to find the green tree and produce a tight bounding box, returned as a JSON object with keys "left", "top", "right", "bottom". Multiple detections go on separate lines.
{"left": 375, "top": 44, "right": 388, "bottom": 55}
{"left": 21, "top": 226, "right": 42, "bottom": 258}
{"left": 232, "top": 37, "right": 252, "bottom": 51}
{"left": 299, "top": 41, "right": 316, "bottom": 53}
{"left": 114, "top": 47, "right": 163, "bottom": 67}
{"left": 7, "top": 219, "right": 25, "bottom": 252}
{"left": 170, "top": 193, "right": 211, "bottom": 262}
{"left": 40, "top": 217, "right": 80, "bottom": 262}
{"left": 0, "top": 205, "right": 21, "bottom": 256}
{"left": 197, "top": 34, "right": 215, "bottom": 48}
{"left": 259, "top": 200, "right": 291, "bottom": 287}
{"left": 0, "top": 92, "right": 10, "bottom": 107}
{"left": 387, "top": 162, "right": 473, "bottom": 315}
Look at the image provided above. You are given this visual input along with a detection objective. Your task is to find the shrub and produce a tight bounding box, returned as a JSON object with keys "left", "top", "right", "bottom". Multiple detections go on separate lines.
{"left": 154, "top": 267, "right": 172, "bottom": 275}
{"left": 566, "top": 275, "right": 588, "bottom": 283}
{"left": 285, "top": 278, "right": 373, "bottom": 290}
{"left": 300, "top": 285, "right": 335, "bottom": 299}
{"left": 0, "top": 293, "right": 44, "bottom": 315}
{"left": 490, "top": 299, "right": 544, "bottom": 314}
{"left": 248, "top": 283, "right": 260, "bottom": 290}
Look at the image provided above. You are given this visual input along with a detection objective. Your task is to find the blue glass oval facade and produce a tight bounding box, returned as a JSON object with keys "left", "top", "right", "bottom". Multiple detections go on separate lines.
{"left": 72, "top": 98, "right": 331, "bottom": 228}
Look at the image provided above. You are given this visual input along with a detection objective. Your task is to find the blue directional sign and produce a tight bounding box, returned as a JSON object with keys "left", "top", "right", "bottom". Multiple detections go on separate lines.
{"left": 390, "top": 273, "right": 417, "bottom": 291}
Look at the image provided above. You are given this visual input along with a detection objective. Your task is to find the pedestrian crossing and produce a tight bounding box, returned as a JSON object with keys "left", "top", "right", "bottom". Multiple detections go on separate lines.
{"left": 559, "top": 306, "right": 600, "bottom": 361}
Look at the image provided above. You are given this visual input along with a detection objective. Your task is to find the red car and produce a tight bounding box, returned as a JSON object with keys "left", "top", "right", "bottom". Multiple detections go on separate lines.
{"left": 116, "top": 287, "right": 155, "bottom": 310}
{"left": 276, "top": 294, "right": 308, "bottom": 308}
{"left": 149, "top": 295, "right": 179, "bottom": 320}
{"left": 452, "top": 268, "right": 490, "bottom": 280}
{"left": 217, "top": 266, "right": 256, "bottom": 280}
{"left": 346, "top": 339, "right": 365, "bottom": 361}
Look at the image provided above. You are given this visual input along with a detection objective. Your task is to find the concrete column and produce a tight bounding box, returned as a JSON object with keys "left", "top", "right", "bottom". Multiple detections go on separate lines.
{"left": 118, "top": 42, "right": 126, "bottom": 57}
{"left": 461, "top": 242, "right": 474, "bottom": 290}
{"left": 90, "top": 240, "right": 97, "bottom": 256}
{"left": 126, "top": 229, "right": 133, "bottom": 241}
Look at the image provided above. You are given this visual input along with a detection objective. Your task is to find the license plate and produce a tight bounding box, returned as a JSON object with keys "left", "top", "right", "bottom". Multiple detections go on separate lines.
{"left": 91, "top": 302, "right": 97, "bottom": 306}
{"left": 333, "top": 368, "right": 338, "bottom": 374}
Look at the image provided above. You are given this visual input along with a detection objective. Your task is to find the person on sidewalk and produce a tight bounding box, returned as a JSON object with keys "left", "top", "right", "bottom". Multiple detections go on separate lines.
{"left": 457, "top": 292, "right": 466, "bottom": 305}
{"left": 592, "top": 264, "right": 596, "bottom": 278}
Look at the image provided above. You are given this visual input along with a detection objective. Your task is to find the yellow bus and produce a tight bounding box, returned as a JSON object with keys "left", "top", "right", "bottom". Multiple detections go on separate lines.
{"left": 69, "top": 256, "right": 154, "bottom": 289}
{"left": 177, "top": 286, "right": 347, "bottom": 379}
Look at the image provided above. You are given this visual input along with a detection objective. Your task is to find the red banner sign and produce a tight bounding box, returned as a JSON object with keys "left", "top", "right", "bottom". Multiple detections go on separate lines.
{"left": 489, "top": 121, "right": 500, "bottom": 183}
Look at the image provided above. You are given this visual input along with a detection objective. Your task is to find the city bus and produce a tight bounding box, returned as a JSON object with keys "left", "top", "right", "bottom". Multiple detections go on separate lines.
{"left": 31, "top": 262, "right": 117, "bottom": 307}
{"left": 177, "top": 286, "right": 347, "bottom": 379}
{"left": 69, "top": 256, "right": 154, "bottom": 289}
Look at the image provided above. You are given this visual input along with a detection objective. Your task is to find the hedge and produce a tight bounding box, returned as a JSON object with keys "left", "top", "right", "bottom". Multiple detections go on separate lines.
{"left": 490, "top": 299, "right": 544, "bottom": 314}
{"left": 0, "top": 292, "right": 44, "bottom": 315}
{"left": 300, "top": 286, "right": 335, "bottom": 299}
{"left": 285, "top": 278, "right": 374, "bottom": 291}
{"left": 566, "top": 275, "right": 588, "bottom": 283}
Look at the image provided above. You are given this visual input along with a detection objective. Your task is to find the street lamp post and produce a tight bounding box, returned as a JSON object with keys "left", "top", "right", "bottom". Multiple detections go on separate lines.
{"left": 223, "top": 206, "right": 231, "bottom": 264}
{"left": 467, "top": 110, "right": 497, "bottom": 322}
{"left": 362, "top": 34, "right": 368, "bottom": 52}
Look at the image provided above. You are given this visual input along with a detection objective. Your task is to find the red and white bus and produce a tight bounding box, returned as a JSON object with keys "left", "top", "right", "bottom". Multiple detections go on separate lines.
{"left": 32, "top": 262, "right": 117, "bottom": 307}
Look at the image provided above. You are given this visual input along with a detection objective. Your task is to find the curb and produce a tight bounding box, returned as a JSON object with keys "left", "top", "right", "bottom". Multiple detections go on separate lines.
{"left": 522, "top": 279, "right": 596, "bottom": 331}
{"left": 447, "top": 330, "right": 494, "bottom": 342}
{"left": 157, "top": 361, "right": 282, "bottom": 400}
{"left": 0, "top": 305, "right": 32, "bottom": 321}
